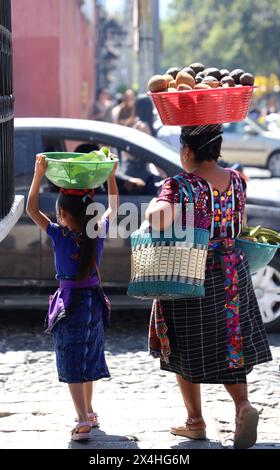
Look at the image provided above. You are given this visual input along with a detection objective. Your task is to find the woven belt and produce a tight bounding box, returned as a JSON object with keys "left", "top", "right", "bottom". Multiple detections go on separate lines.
{"left": 207, "top": 238, "right": 245, "bottom": 369}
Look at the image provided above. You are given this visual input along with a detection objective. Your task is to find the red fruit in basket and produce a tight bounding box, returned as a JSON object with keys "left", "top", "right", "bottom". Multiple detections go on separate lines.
{"left": 240, "top": 73, "right": 255, "bottom": 86}
{"left": 204, "top": 68, "right": 221, "bottom": 80}
{"left": 229, "top": 69, "right": 245, "bottom": 84}
{"left": 181, "top": 66, "right": 196, "bottom": 78}
{"left": 221, "top": 76, "right": 235, "bottom": 87}
{"left": 189, "top": 62, "right": 205, "bottom": 74}
{"left": 220, "top": 69, "right": 230, "bottom": 79}
{"left": 202, "top": 76, "right": 220, "bottom": 88}
{"left": 148, "top": 75, "right": 168, "bottom": 92}
{"left": 176, "top": 71, "right": 195, "bottom": 88}
{"left": 165, "top": 67, "right": 180, "bottom": 79}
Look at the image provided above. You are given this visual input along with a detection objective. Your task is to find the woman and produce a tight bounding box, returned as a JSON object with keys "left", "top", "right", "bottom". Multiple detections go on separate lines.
{"left": 116, "top": 89, "right": 151, "bottom": 134}
{"left": 145, "top": 124, "right": 272, "bottom": 449}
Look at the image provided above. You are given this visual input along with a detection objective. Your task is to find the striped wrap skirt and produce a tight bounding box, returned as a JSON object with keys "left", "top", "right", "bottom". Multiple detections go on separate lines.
{"left": 158, "top": 252, "right": 273, "bottom": 384}
{"left": 52, "top": 287, "right": 110, "bottom": 383}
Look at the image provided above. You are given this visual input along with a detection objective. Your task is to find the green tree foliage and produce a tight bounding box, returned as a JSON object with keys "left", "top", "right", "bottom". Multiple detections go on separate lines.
{"left": 161, "top": 0, "right": 280, "bottom": 75}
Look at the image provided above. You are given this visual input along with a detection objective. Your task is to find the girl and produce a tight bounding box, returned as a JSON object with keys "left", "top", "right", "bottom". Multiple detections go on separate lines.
{"left": 27, "top": 154, "right": 119, "bottom": 441}
{"left": 146, "top": 125, "right": 272, "bottom": 449}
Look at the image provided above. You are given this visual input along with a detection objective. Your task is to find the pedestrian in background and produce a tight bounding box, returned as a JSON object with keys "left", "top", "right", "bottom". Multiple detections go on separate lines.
{"left": 92, "top": 88, "right": 114, "bottom": 122}
{"left": 26, "top": 154, "right": 119, "bottom": 441}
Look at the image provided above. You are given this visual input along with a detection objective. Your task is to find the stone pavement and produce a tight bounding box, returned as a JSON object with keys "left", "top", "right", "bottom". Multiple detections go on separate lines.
{"left": 0, "top": 311, "right": 279, "bottom": 449}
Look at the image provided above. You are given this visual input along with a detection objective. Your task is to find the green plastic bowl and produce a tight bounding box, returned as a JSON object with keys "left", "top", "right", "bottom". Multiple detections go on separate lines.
{"left": 44, "top": 152, "right": 118, "bottom": 189}
{"left": 235, "top": 238, "right": 279, "bottom": 273}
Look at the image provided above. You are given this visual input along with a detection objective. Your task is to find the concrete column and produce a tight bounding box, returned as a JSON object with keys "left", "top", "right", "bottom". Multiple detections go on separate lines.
{"left": 137, "top": 0, "right": 160, "bottom": 93}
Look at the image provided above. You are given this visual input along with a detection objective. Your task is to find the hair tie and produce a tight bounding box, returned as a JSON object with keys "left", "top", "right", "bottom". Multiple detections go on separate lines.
{"left": 60, "top": 188, "right": 95, "bottom": 202}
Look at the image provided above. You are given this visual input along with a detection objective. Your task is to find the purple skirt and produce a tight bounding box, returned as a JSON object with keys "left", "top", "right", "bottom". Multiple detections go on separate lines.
{"left": 52, "top": 287, "right": 110, "bottom": 383}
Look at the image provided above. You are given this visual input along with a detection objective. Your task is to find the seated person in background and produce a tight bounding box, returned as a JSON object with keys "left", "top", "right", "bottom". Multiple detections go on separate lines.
{"left": 74, "top": 143, "right": 146, "bottom": 195}
{"left": 120, "top": 152, "right": 165, "bottom": 196}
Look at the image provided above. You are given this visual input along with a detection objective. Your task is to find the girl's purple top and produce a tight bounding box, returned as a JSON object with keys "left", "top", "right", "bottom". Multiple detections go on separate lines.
{"left": 46, "top": 218, "right": 110, "bottom": 332}
{"left": 47, "top": 218, "right": 109, "bottom": 280}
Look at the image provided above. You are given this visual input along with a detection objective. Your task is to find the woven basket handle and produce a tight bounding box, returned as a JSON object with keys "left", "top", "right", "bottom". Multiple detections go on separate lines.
{"left": 174, "top": 175, "right": 194, "bottom": 206}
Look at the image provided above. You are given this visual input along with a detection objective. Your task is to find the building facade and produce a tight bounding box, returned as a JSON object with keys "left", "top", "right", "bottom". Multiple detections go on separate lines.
{"left": 11, "top": 0, "right": 96, "bottom": 118}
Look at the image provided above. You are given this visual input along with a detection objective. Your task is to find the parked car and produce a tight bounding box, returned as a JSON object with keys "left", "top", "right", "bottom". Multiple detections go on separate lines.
{"left": 157, "top": 117, "right": 280, "bottom": 177}
{"left": 1, "top": 117, "right": 280, "bottom": 332}
{"left": 223, "top": 118, "right": 280, "bottom": 177}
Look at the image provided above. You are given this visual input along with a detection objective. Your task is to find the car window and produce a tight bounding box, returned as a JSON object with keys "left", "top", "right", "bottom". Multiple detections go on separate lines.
{"left": 118, "top": 150, "right": 167, "bottom": 196}
{"left": 36, "top": 133, "right": 168, "bottom": 197}
{"left": 14, "top": 132, "right": 34, "bottom": 191}
{"left": 64, "top": 139, "right": 167, "bottom": 196}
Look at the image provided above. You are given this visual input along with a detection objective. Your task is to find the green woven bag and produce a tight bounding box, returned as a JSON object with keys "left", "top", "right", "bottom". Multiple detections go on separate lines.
{"left": 127, "top": 176, "right": 210, "bottom": 299}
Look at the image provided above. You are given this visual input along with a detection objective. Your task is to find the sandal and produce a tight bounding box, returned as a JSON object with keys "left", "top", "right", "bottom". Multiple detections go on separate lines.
{"left": 88, "top": 412, "right": 99, "bottom": 428}
{"left": 71, "top": 421, "right": 92, "bottom": 441}
{"left": 75, "top": 412, "right": 99, "bottom": 428}
{"left": 234, "top": 402, "right": 259, "bottom": 449}
{"left": 170, "top": 417, "right": 207, "bottom": 440}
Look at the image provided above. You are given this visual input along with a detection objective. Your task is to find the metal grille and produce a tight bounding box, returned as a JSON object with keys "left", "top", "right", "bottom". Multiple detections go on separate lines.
{"left": 0, "top": 0, "right": 14, "bottom": 219}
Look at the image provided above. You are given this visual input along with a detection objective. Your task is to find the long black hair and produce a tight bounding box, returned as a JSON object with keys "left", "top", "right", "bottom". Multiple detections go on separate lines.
{"left": 180, "top": 126, "right": 223, "bottom": 162}
{"left": 56, "top": 193, "right": 98, "bottom": 280}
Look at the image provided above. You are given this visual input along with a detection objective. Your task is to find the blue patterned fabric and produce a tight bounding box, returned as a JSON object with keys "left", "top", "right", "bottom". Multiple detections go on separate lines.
{"left": 52, "top": 288, "right": 110, "bottom": 383}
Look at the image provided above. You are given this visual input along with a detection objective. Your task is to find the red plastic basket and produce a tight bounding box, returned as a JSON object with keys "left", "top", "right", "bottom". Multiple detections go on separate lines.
{"left": 148, "top": 86, "right": 255, "bottom": 126}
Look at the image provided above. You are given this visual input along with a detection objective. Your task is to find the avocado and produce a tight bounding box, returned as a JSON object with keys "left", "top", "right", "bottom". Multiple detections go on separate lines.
{"left": 220, "top": 76, "right": 235, "bottom": 87}
{"left": 229, "top": 69, "right": 245, "bottom": 84}
{"left": 181, "top": 67, "right": 196, "bottom": 78}
{"left": 204, "top": 68, "right": 221, "bottom": 80}
{"left": 189, "top": 62, "right": 205, "bottom": 74}
{"left": 165, "top": 67, "right": 180, "bottom": 79}
{"left": 240, "top": 73, "right": 255, "bottom": 86}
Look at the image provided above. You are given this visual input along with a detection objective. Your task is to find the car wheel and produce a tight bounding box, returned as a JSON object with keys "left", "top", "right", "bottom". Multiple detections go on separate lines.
{"left": 268, "top": 151, "right": 280, "bottom": 177}
{"left": 252, "top": 254, "right": 280, "bottom": 332}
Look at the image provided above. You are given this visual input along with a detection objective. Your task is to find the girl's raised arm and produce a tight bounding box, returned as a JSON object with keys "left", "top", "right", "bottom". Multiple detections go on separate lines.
{"left": 102, "top": 161, "right": 119, "bottom": 224}
{"left": 26, "top": 154, "right": 51, "bottom": 232}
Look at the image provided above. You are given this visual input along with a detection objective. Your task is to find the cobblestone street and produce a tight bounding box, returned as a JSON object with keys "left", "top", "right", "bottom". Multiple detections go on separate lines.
{"left": 0, "top": 310, "right": 279, "bottom": 449}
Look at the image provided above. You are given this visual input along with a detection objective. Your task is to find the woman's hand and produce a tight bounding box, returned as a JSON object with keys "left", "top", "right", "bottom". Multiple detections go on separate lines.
{"left": 34, "top": 154, "right": 47, "bottom": 178}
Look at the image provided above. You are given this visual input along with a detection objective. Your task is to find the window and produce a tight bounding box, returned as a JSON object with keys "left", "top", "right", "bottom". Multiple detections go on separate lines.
{"left": 14, "top": 132, "right": 34, "bottom": 191}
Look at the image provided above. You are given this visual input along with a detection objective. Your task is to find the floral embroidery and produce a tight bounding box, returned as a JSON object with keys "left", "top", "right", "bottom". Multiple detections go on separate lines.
{"left": 157, "top": 170, "right": 246, "bottom": 239}
{"left": 208, "top": 239, "right": 244, "bottom": 369}
{"left": 223, "top": 251, "right": 244, "bottom": 368}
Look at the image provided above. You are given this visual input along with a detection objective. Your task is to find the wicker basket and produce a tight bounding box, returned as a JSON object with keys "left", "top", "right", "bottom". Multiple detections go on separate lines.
{"left": 148, "top": 86, "right": 256, "bottom": 126}
{"left": 127, "top": 176, "right": 210, "bottom": 299}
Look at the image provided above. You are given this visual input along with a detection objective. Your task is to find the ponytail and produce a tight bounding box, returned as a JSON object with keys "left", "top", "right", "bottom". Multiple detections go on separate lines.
{"left": 57, "top": 192, "right": 98, "bottom": 280}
